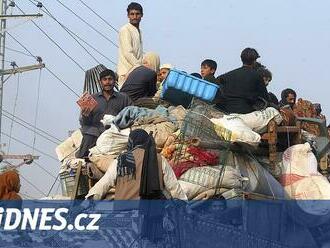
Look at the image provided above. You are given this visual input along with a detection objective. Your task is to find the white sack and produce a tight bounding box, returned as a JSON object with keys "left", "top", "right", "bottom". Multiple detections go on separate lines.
{"left": 281, "top": 143, "right": 330, "bottom": 200}
{"left": 233, "top": 107, "right": 282, "bottom": 133}
{"left": 89, "top": 125, "right": 130, "bottom": 156}
{"left": 178, "top": 166, "right": 243, "bottom": 200}
{"left": 55, "top": 130, "right": 82, "bottom": 161}
{"left": 211, "top": 116, "right": 261, "bottom": 144}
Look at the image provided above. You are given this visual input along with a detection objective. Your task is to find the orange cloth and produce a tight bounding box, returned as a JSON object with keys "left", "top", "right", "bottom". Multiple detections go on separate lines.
{"left": 0, "top": 170, "right": 21, "bottom": 200}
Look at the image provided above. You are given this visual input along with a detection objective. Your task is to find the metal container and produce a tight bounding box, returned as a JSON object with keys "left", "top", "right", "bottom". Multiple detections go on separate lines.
{"left": 59, "top": 169, "right": 89, "bottom": 198}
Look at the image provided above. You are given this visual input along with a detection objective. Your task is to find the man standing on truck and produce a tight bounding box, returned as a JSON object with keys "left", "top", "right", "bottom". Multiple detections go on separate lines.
{"left": 117, "top": 2, "right": 144, "bottom": 88}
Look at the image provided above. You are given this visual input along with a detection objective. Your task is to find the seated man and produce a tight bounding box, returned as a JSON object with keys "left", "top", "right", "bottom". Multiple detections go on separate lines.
{"left": 158, "top": 63, "right": 173, "bottom": 82}
{"left": 215, "top": 48, "right": 268, "bottom": 114}
{"left": 279, "top": 88, "right": 296, "bottom": 109}
{"left": 256, "top": 65, "right": 279, "bottom": 105}
{"left": 200, "top": 59, "right": 217, "bottom": 83}
{"left": 77, "top": 69, "right": 133, "bottom": 159}
{"left": 153, "top": 63, "right": 173, "bottom": 98}
{"left": 120, "top": 52, "right": 160, "bottom": 101}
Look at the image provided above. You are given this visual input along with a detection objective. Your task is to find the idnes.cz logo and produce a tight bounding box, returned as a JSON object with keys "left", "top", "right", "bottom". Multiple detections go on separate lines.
{"left": 0, "top": 207, "right": 101, "bottom": 231}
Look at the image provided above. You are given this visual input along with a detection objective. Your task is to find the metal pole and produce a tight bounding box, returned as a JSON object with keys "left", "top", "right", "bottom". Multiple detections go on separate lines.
{"left": 0, "top": 0, "right": 7, "bottom": 145}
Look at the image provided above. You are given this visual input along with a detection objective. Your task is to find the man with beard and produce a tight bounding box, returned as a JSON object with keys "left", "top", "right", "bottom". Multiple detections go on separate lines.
{"left": 77, "top": 69, "right": 133, "bottom": 159}
{"left": 279, "top": 88, "right": 297, "bottom": 109}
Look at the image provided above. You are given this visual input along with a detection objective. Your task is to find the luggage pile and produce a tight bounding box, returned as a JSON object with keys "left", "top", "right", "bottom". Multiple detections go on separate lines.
{"left": 55, "top": 69, "right": 330, "bottom": 202}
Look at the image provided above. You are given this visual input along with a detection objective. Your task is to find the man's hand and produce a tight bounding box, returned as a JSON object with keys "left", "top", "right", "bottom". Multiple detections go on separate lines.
{"left": 77, "top": 92, "right": 98, "bottom": 116}
{"left": 81, "top": 106, "right": 92, "bottom": 116}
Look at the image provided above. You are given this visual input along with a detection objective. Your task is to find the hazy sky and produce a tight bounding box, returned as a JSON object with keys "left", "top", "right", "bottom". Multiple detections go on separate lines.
{"left": 3, "top": 0, "right": 330, "bottom": 198}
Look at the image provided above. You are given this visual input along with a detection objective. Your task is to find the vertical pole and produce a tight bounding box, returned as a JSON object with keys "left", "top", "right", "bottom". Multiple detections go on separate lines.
{"left": 0, "top": 0, "right": 7, "bottom": 145}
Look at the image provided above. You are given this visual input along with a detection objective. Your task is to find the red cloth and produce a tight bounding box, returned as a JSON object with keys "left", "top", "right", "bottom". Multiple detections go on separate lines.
{"left": 293, "top": 98, "right": 322, "bottom": 136}
{"left": 280, "top": 174, "right": 305, "bottom": 187}
{"left": 171, "top": 146, "right": 218, "bottom": 178}
{"left": 0, "top": 170, "right": 21, "bottom": 200}
{"left": 187, "top": 146, "right": 218, "bottom": 165}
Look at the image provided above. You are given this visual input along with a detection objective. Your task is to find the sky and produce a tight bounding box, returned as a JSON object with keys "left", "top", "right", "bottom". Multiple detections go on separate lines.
{"left": 2, "top": 0, "right": 330, "bottom": 199}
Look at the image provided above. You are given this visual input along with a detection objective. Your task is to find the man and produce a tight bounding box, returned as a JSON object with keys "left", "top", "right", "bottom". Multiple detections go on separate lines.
{"left": 77, "top": 69, "right": 133, "bottom": 159}
{"left": 256, "top": 65, "right": 279, "bottom": 105}
{"left": 279, "top": 88, "right": 296, "bottom": 109}
{"left": 117, "top": 2, "right": 144, "bottom": 88}
{"left": 215, "top": 48, "right": 268, "bottom": 114}
{"left": 200, "top": 59, "right": 217, "bottom": 83}
{"left": 153, "top": 63, "right": 173, "bottom": 99}
{"left": 158, "top": 64, "right": 173, "bottom": 82}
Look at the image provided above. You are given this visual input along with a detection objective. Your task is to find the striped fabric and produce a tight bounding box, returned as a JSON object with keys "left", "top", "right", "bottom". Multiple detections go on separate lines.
{"left": 84, "top": 64, "right": 119, "bottom": 94}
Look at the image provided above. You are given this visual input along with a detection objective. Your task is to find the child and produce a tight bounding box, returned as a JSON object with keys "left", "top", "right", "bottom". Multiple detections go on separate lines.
{"left": 200, "top": 59, "right": 217, "bottom": 82}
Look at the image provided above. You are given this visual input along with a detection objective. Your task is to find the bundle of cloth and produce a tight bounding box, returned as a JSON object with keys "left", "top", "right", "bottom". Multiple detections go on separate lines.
{"left": 211, "top": 107, "right": 282, "bottom": 144}
{"left": 86, "top": 129, "right": 187, "bottom": 201}
{"left": 280, "top": 143, "right": 330, "bottom": 200}
{"left": 161, "top": 136, "right": 244, "bottom": 200}
{"left": 102, "top": 105, "right": 186, "bottom": 150}
{"left": 162, "top": 141, "right": 218, "bottom": 178}
{"left": 293, "top": 98, "right": 326, "bottom": 136}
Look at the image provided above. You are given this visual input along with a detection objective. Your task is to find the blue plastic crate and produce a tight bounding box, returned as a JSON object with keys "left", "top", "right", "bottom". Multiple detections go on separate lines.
{"left": 161, "top": 69, "right": 219, "bottom": 102}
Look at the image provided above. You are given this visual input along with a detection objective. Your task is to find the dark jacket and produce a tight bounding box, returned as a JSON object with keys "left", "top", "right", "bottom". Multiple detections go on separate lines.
{"left": 120, "top": 66, "right": 157, "bottom": 101}
{"left": 268, "top": 92, "right": 279, "bottom": 105}
{"left": 215, "top": 66, "right": 269, "bottom": 114}
{"left": 203, "top": 74, "right": 217, "bottom": 84}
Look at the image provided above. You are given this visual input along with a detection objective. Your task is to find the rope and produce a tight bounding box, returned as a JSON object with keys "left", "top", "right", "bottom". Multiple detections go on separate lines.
{"left": 55, "top": 179, "right": 61, "bottom": 194}
{"left": 15, "top": 4, "right": 86, "bottom": 72}
{"left": 32, "top": 68, "right": 42, "bottom": 154}
{"left": 38, "top": 3, "right": 102, "bottom": 65}
{"left": 213, "top": 147, "right": 231, "bottom": 197}
{"left": 1, "top": 131, "right": 59, "bottom": 161}
{"left": 45, "top": 67, "right": 80, "bottom": 97}
{"left": 54, "top": 0, "right": 118, "bottom": 48}
{"left": 20, "top": 192, "right": 33, "bottom": 199}
{"left": 3, "top": 113, "right": 59, "bottom": 144}
{"left": 77, "top": 0, "right": 119, "bottom": 33}
{"left": 0, "top": 17, "right": 35, "bottom": 33}
{"left": 64, "top": 28, "right": 117, "bottom": 66}
{"left": 7, "top": 33, "right": 80, "bottom": 98}
{"left": 246, "top": 150, "right": 276, "bottom": 199}
{"left": 20, "top": 173, "right": 47, "bottom": 197}
{"left": 7, "top": 73, "right": 21, "bottom": 154}
{"left": 7, "top": 32, "right": 37, "bottom": 58}
{"left": 2, "top": 109, "right": 61, "bottom": 144}
{"left": 5, "top": 46, "right": 35, "bottom": 57}
{"left": 33, "top": 161, "right": 57, "bottom": 179}
{"left": 47, "top": 174, "right": 60, "bottom": 196}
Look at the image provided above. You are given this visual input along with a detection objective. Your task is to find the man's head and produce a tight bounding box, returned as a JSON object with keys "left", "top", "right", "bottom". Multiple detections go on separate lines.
{"left": 241, "top": 48, "right": 260, "bottom": 66}
{"left": 127, "top": 2, "right": 143, "bottom": 27}
{"left": 313, "top": 103, "right": 322, "bottom": 116}
{"left": 99, "top": 69, "right": 116, "bottom": 92}
{"left": 257, "top": 67, "right": 272, "bottom": 86}
{"left": 200, "top": 59, "right": 217, "bottom": 78}
{"left": 159, "top": 64, "right": 173, "bottom": 82}
{"left": 281, "top": 88, "right": 297, "bottom": 108}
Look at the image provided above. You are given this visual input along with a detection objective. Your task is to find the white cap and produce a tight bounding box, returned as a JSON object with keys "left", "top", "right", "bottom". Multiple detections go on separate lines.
{"left": 160, "top": 63, "right": 173, "bottom": 70}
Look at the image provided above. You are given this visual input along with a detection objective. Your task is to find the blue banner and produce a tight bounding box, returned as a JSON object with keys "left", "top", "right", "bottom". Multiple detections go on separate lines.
{"left": 1, "top": 200, "right": 330, "bottom": 247}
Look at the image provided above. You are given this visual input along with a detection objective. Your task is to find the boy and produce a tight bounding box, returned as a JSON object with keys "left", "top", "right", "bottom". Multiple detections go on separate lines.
{"left": 200, "top": 59, "right": 217, "bottom": 82}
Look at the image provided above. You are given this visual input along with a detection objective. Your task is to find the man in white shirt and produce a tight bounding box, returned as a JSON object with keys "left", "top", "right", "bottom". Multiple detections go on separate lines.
{"left": 117, "top": 2, "right": 144, "bottom": 88}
